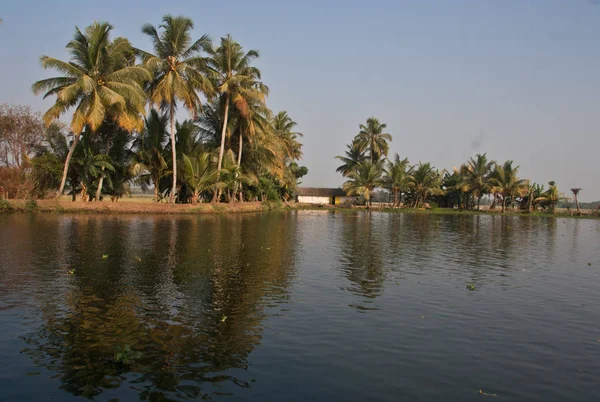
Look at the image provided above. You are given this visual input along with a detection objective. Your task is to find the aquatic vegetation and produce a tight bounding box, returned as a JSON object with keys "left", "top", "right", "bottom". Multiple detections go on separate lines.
{"left": 466, "top": 284, "right": 476, "bottom": 291}
{"left": 479, "top": 389, "right": 498, "bottom": 397}
{"left": 220, "top": 315, "right": 228, "bottom": 323}
{"left": 135, "top": 256, "right": 142, "bottom": 263}
{"left": 67, "top": 269, "right": 75, "bottom": 275}
{"left": 102, "top": 254, "right": 109, "bottom": 259}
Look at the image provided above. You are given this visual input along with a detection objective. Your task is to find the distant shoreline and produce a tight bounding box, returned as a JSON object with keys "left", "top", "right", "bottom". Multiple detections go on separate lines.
{"left": 2, "top": 199, "right": 599, "bottom": 219}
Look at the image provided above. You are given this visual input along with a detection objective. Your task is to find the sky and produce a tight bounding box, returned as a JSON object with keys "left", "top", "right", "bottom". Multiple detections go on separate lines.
{"left": 1, "top": 0, "right": 599, "bottom": 200}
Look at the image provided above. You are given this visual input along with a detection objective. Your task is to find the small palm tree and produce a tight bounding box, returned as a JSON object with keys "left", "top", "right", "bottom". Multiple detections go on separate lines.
{"left": 32, "top": 22, "right": 150, "bottom": 199}
{"left": 342, "top": 160, "right": 384, "bottom": 207}
{"left": 181, "top": 151, "right": 221, "bottom": 204}
{"left": 535, "top": 181, "right": 561, "bottom": 213}
{"left": 461, "top": 153, "right": 495, "bottom": 210}
{"left": 408, "top": 162, "right": 444, "bottom": 208}
{"left": 139, "top": 15, "right": 215, "bottom": 203}
{"left": 335, "top": 139, "right": 367, "bottom": 177}
{"left": 354, "top": 117, "right": 392, "bottom": 163}
{"left": 71, "top": 143, "right": 115, "bottom": 202}
{"left": 489, "top": 161, "right": 529, "bottom": 212}
{"left": 382, "top": 154, "right": 411, "bottom": 207}
{"left": 131, "top": 109, "right": 170, "bottom": 202}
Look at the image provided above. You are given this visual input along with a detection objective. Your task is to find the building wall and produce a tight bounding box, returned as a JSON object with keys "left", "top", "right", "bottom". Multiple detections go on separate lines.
{"left": 298, "top": 196, "right": 331, "bottom": 204}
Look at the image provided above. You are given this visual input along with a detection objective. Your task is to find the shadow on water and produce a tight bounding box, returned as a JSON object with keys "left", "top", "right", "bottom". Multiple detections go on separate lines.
{"left": 11, "top": 214, "right": 299, "bottom": 401}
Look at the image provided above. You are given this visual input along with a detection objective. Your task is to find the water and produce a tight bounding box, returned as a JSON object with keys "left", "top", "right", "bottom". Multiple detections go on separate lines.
{"left": 1, "top": 212, "right": 599, "bottom": 401}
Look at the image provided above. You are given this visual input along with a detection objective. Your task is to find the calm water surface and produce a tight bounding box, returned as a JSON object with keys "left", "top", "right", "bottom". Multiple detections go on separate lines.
{"left": 1, "top": 212, "right": 599, "bottom": 401}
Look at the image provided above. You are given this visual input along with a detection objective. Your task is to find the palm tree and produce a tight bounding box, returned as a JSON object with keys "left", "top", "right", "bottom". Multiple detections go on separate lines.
{"left": 139, "top": 15, "right": 215, "bottom": 203}
{"left": 570, "top": 188, "right": 582, "bottom": 214}
{"left": 489, "top": 161, "right": 529, "bottom": 212}
{"left": 131, "top": 109, "right": 170, "bottom": 202}
{"left": 382, "top": 154, "right": 411, "bottom": 207}
{"left": 342, "top": 160, "right": 384, "bottom": 207}
{"left": 71, "top": 141, "right": 115, "bottom": 202}
{"left": 182, "top": 151, "right": 221, "bottom": 204}
{"left": 535, "top": 181, "right": 561, "bottom": 213}
{"left": 32, "top": 22, "right": 150, "bottom": 199}
{"left": 354, "top": 117, "right": 392, "bottom": 163}
{"left": 272, "top": 111, "right": 303, "bottom": 162}
{"left": 207, "top": 34, "right": 268, "bottom": 201}
{"left": 408, "top": 162, "right": 444, "bottom": 208}
{"left": 335, "top": 139, "right": 367, "bottom": 177}
{"left": 462, "top": 153, "right": 495, "bottom": 210}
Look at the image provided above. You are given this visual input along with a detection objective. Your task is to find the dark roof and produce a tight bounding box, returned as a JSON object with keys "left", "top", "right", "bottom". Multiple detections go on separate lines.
{"left": 296, "top": 187, "right": 347, "bottom": 197}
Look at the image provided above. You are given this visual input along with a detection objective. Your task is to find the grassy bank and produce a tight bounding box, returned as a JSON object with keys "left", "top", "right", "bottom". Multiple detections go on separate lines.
{"left": 295, "top": 203, "right": 600, "bottom": 219}
{"left": 1, "top": 198, "right": 288, "bottom": 215}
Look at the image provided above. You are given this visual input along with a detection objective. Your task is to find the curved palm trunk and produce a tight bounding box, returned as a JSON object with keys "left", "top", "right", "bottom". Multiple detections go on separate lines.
{"left": 56, "top": 134, "right": 80, "bottom": 200}
{"left": 153, "top": 179, "right": 159, "bottom": 203}
{"left": 213, "top": 94, "right": 230, "bottom": 203}
{"left": 169, "top": 105, "right": 177, "bottom": 204}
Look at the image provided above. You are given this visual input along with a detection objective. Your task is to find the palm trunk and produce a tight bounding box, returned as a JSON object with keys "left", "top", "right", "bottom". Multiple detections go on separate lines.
{"left": 528, "top": 190, "right": 533, "bottom": 212}
{"left": 213, "top": 94, "right": 230, "bottom": 203}
{"left": 233, "top": 133, "right": 243, "bottom": 202}
{"left": 154, "top": 183, "right": 159, "bottom": 203}
{"left": 477, "top": 195, "right": 481, "bottom": 211}
{"left": 56, "top": 135, "right": 80, "bottom": 200}
{"left": 95, "top": 168, "right": 105, "bottom": 201}
{"left": 501, "top": 196, "right": 506, "bottom": 213}
{"left": 575, "top": 194, "right": 580, "bottom": 213}
{"left": 169, "top": 105, "right": 177, "bottom": 203}
{"left": 80, "top": 182, "right": 88, "bottom": 202}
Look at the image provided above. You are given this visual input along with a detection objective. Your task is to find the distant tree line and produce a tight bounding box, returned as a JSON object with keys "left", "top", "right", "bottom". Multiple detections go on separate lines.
{"left": 336, "top": 117, "right": 589, "bottom": 213}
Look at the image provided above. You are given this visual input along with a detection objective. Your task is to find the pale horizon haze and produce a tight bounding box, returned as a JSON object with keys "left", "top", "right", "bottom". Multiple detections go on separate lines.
{"left": 1, "top": 1, "right": 599, "bottom": 200}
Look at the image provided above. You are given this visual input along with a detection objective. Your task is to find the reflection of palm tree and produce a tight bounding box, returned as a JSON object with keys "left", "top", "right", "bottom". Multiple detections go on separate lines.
{"left": 21, "top": 214, "right": 299, "bottom": 400}
{"left": 339, "top": 214, "right": 385, "bottom": 307}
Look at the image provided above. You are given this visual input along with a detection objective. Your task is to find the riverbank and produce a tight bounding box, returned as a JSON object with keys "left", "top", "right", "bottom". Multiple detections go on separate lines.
{"left": 1, "top": 199, "right": 284, "bottom": 214}
{"left": 2, "top": 198, "right": 599, "bottom": 219}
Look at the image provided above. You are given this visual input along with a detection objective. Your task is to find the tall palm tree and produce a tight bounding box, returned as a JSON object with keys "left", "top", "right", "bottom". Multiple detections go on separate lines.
{"left": 408, "top": 162, "right": 444, "bottom": 208}
{"left": 272, "top": 111, "right": 303, "bottom": 162}
{"left": 131, "top": 109, "right": 170, "bottom": 202}
{"left": 354, "top": 117, "right": 392, "bottom": 163}
{"left": 207, "top": 34, "right": 268, "bottom": 201}
{"left": 489, "top": 161, "right": 529, "bottom": 212}
{"left": 342, "top": 160, "right": 384, "bottom": 207}
{"left": 462, "top": 153, "right": 495, "bottom": 210}
{"left": 32, "top": 22, "right": 150, "bottom": 199}
{"left": 570, "top": 188, "right": 582, "bottom": 214}
{"left": 383, "top": 154, "right": 411, "bottom": 207}
{"left": 139, "top": 15, "right": 215, "bottom": 203}
{"left": 335, "top": 139, "right": 367, "bottom": 177}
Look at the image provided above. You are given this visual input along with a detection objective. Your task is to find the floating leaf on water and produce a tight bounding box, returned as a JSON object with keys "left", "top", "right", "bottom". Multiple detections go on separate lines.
{"left": 67, "top": 269, "right": 75, "bottom": 275}
{"left": 135, "top": 256, "right": 142, "bottom": 263}
{"left": 102, "top": 254, "right": 109, "bottom": 260}
{"left": 588, "top": 263, "right": 592, "bottom": 266}
{"left": 220, "top": 315, "right": 228, "bottom": 323}
{"left": 466, "top": 284, "right": 476, "bottom": 291}
{"left": 479, "top": 389, "right": 498, "bottom": 397}
{"left": 396, "top": 282, "right": 400, "bottom": 285}
{"left": 420, "top": 316, "right": 425, "bottom": 319}
{"left": 113, "top": 345, "right": 141, "bottom": 365}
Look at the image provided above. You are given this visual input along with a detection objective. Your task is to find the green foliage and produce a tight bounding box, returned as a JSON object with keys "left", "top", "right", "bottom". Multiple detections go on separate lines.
{"left": 354, "top": 117, "right": 392, "bottom": 163}
{"left": 342, "top": 160, "right": 384, "bottom": 206}
{"left": 466, "top": 283, "right": 476, "bottom": 291}
{"left": 0, "top": 198, "right": 13, "bottom": 213}
{"left": 24, "top": 198, "right": 39, "bottom": 213}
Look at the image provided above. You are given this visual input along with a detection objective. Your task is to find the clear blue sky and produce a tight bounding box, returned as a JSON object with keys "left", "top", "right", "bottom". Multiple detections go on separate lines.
{"left": 1, "top": 0, "right": 599, "bottom": 200}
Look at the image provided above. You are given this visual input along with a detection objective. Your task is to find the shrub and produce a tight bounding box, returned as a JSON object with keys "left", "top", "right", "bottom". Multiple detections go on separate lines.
{"left": 0, "top": 198, "right": 13, "bottom": 213}
{"left": 24, "top": 198, "right": 39, "bottom": 213}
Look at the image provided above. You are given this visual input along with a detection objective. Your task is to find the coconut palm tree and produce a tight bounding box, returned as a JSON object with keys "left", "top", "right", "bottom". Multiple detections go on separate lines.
{"left": 181, "top": 150, "right": 221, "bottom": 204}
{"left": 489, "top": 161, "right": 529, "bottom": 212}
{"left": 335, "top": 139, "right": 367, "bottom": 177}
{"left": 207, "top": 34, "right": 268, "bottom": 201}
{"left": 354, "top": 117, "right": 392, "bottom": 163}
{"left": 408, "top": 162, "right": 444, "bottom": 208}
{"left": 382, "top": 154, "right": 411, "bottom": 207}
{"left": 272, "top": 111, "right": 303, "bottom": 162}
{"left": 461, "top": 153, "right": 495, "bottom": 210}
{"left": 131, "top": 109, "right": 170, "bottom": 202}
{"left": 32, "top": 22, "right": 150, "bottom": 199}
{"left": 71, "top": 138, "right": 115, "bottom": 202}
{"left": 570, "top": 188, "right": 582, "bottom": 214}
{"left": 138, "top": 15, "right": 215, "bottom": 203}
{"left": 535, "top": 181, "right": 561, "bottom": 213}
{"left": 342, "top": 160, "right": 384, "bottom": 207}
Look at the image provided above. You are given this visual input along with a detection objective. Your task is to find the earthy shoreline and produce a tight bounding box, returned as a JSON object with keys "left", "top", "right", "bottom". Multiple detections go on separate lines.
{"left": 2, "top": 199, "right": 599, "bottom": 219}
